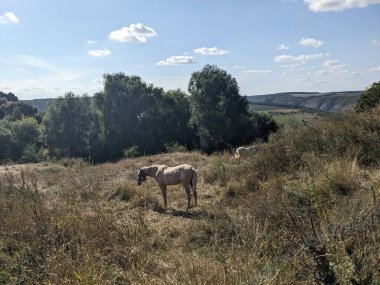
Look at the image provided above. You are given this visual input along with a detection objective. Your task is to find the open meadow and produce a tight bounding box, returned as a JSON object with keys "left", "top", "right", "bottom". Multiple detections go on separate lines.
{"left": 1, "top": 112, "right": 379, "bottom": 284}
{"left": 249, "top": 103, "right": 333, "bottom": 126}
{"left": 2, "top": 1, "right": 380, "bottom": 283}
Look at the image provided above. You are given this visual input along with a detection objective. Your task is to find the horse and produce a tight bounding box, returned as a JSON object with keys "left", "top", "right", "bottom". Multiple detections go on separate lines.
{"left": 136, "top": 164, "right": 198, "bottom": 211}
{"left": 235, "top": 146, "right": 257, "bottom": 161}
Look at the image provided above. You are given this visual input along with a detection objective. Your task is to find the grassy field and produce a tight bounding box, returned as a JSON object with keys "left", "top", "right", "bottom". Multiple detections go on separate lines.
{"left": 1, "top": 111, "right": 380, "bottom": 284}
{"left": 249, "top": 103, "right": 333, "bottom": 126}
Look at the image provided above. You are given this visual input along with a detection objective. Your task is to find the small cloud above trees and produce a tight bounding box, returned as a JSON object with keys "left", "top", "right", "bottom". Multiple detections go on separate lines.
{"left": 0, "top": 12, "right": 19, "bottom": 24}
{"left": 109, "top": 23, "right": 157, "bottom": 43}
{"left": 156, "top": 56, "right": 196, "bottom": 66}
{"left": 194, "top": 47, "right": 231, "bottom": 56}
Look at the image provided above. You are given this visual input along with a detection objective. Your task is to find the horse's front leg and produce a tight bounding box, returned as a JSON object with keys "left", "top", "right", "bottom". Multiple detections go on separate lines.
{"left": 159, "top": 184, "right": 167, "bottom": 210}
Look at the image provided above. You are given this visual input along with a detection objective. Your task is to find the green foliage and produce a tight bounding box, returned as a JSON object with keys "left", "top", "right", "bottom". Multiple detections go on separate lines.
{"left": 0, "top": 70, "right": 280, "bottom": 163}
{"left": 0, "top": 117, "right": 41, "bottom": 162}
{"left": 43, "top": 92, "right": 98, "bottom": 159}
{"left": 0, "top": 91, "right": 18, "bottom": 102}
{"left": 165, "top": 142, "right": 187, "bottom": 153}
{"left": 252, "top": 112, "right": 380, "bottom": 180}
{"left": 94, "top": 74, "right": 195, "bottom": 161}
{"left": 21, "top": 143, "right": 42, "bottom": 163}
{"left": 189, "top": 65, "right": 275, "bottom": 153}
{"left": 12, "top": 117, "right": 40, "bottom": 160}
{"left": 159, "top": 89, "right": 196, "bottom": 149}
{"left": 251, "top": 112, "right": 279, "bottom": 141}
{"left": 94, "top": 74, "right": 151, "bottom": 160}
{"left": 0, "top": 101, "right": 39, "bottom": 121}
{"left": 0, "top": 122, "right": 13, "bottom": 162}
{"left": 122, "top": 145, "right": 140, "bottom": 158}
{"left": 355, "top": 81, "right": 380, "bottom": 113}
{"left": 189, "top": 65, "right": 251, "bottom": 152}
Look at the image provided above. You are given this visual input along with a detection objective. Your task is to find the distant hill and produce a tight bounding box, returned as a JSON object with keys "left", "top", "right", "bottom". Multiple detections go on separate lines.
{"left": 22, "top": 91, "right": 363, "bottom": 113}
{"left": 246, "top": 91, "right": 363, "bottom": 112}
{"left": 22, "top": 98, "right": 56, "bottom": 113}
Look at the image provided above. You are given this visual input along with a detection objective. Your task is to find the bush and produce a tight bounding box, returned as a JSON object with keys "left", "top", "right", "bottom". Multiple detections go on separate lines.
{"left": 20, "top": 144, "right": 42, "bottom": 163}
{"left": 355, "top": 81, "right": 380, "bottom": 113}
{"left": 122, "top": 145, "right": 140, "bottom": 159}
{"left": 165, "top": 142, "right": 187, "bottom": 153}
{"left": 251, "top": 112, "right": 380, "bottom": 180}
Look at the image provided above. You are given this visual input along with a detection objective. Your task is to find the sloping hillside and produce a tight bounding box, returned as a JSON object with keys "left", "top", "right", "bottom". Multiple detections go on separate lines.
{"left": 247, "top": 91, "right": 362, "bottom": 112}
{"left": 22, "top": 98, "right": 56, "bottom": 112}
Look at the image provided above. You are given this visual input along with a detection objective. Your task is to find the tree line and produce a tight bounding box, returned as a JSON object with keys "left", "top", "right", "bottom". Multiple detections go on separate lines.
{"left": 9, "top": 65, "right": 380, "bottom": 163}
{"left": 43, "top": 65, "right": 278, "bottom": 162}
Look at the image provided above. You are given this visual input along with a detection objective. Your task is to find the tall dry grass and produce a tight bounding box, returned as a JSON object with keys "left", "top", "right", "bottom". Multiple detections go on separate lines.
{"left": 0, "top": 112, "right": 379, "bottom": 284}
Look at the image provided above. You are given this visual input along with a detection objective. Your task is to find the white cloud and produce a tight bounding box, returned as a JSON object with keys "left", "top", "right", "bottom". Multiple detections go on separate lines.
{"left": 194, "top": 47, "right": 231, "bottom": 56}
{"left": 300, "top": 37, "right": 324, "bottom": 48}
{"left": 372, "top": 40, "right": 380, "bottom": 46}
{"left": 109, "top": 23, "right": 157, "bottom": 43}
{"left": 316, "top": 70, "right": 330, "bottom": 75}
{"left": 274, "top": 53, "right": 324, "bottom": 62}
{"left": 87, "top": 40, "right": 98, "bottom": 44}
{"left": 243, "top": 69, "right": 273, "bottom": 75}
{"left": 281, "top": 63, "right": 301, "bottom": 69}
{"left": 278, "top": 44, "right": 290, "bottom": 50}
{"left": 351, "top": 71, "right": 362, "bottom": 76}
{"left": 370, "top": 66, "right": 380, "bottom": 71}
{"left": 323, "top": 60, "right": 346, "bottom": 70}
{"left": 156, "top": 56, "right": 196, "bottom": 66}
{"left": 87, "top": 48, "right": 111, "bottom": 57}
{"left": 304, "top": 0, "right": 380, "bottom": 12}
{"left": 234, "top": 65, "right": 247, "bottom": 69}
{"left": 0, "top": 12, "right": 19, "bottom": 24}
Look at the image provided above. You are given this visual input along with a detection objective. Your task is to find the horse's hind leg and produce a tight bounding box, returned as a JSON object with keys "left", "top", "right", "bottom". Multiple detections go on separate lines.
{"left": 183, "top": 184, "right": 191, "bottom": 211}
{"left": 190, "top": 170, "right": 197, "bottom": 207}
{"left": 159, "top": 184, "right": 167, "bottom": 211}
{"left": 193, "top": 190, "right": 197, "bottom": 207}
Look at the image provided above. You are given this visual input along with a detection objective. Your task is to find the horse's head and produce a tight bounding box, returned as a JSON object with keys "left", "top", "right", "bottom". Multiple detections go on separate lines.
{"left": 136, "top": 168, "right": 147, "bottom": 185}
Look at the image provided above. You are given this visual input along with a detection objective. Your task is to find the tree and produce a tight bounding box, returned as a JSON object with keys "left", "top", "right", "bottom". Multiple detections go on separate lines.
{"left": 355, "top": 81, "right": 380, "bottom": 113}
{"left": 251, "top": 112, "right": 279, "bottom": 141}
{"left": 158, "top": 89, "right": 196, "bottom": 149}
{"left": 0, "top": 101, "right": 38, "bottom": 121}
{"left": 94, "top": 73, "right": 159, "bottom": 159}
{"left": 0, "top": 117, "right": 41, "bottom": 162}
{"left": 11, "top": 117, "right": 40, "bottom": 160}
{"left": 0, "top": 122, "right": 13, "bottom": 162}
{"left": 43, "top": 92, "right": 96, "bottom": 158}
{"left": 188, "top": 65, "right": 255, "bottom": 153}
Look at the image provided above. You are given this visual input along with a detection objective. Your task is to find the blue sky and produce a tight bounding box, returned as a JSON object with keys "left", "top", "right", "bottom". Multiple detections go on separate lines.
{"left": 1, "top": 0, "right": 380, "bottom": 99}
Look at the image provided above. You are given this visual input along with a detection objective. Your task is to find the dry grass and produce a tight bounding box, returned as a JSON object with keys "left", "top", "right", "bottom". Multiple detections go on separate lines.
{"left": 1, "top": 118, "right": 380, "bottom": 284}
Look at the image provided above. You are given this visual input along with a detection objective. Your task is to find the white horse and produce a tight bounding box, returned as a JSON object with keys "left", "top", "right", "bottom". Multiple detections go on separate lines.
{"left": 235, "top": 146, "right": 257, "bottom": 161}
{"left": 136, "top": 164, "right": 198, "bottom": 211}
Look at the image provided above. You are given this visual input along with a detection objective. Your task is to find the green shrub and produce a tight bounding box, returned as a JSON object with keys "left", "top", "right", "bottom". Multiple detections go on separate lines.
{"left": 21, "top": 144, "right": 42, "bottom": 163}
{"left": 165, "top": 142, "right": 187, "bottom": 153}
{"left": 122, "top": 145, "right": 140, "bottom": 158}
{"left": 355, "top": 81, "right": 380, "bottom": 113}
